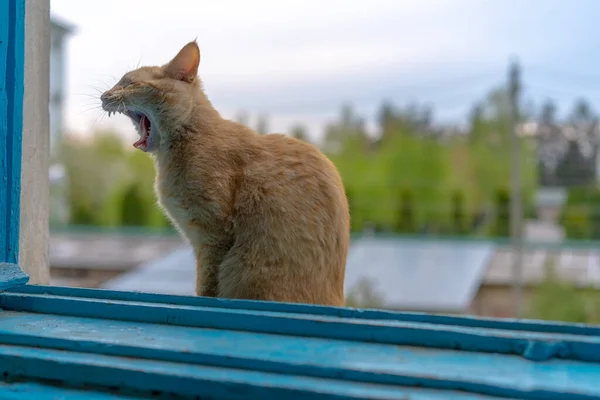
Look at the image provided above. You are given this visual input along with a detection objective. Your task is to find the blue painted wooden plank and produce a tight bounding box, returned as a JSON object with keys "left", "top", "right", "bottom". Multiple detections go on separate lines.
{"left": 0, "top": 263, "right": 28, "bottom": 292}
{"left": 0, "top": 343, "right": 511, "bottom": 400}
{"left": 0, "top": 381, "right": 143, "bottom": 400}
{"left": 0, "top": 0, "right": 25, "bottom": 264}
{"left": 1, "top": 290, "right": 599, "bottom": 363}
{"left": 0, "top": 310, "right": 597, "bottom": 399}
{"left": 0, "top": 0, "right": 9, "bottom": 263}
{"left": 12, "top": 284, "right": 600, "bottom": 337}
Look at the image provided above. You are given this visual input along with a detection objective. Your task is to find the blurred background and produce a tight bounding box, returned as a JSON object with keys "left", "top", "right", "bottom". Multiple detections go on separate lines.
{"left": 48, "top": 0, "right": 600, "bottom": 323}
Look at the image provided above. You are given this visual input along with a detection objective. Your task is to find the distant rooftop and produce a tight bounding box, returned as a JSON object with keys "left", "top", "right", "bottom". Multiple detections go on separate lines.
{"left": 99, "top": 235, "right": 600, "bottom": 311}
{"left": 344, "top": 237, "right": 494, "bottom": 312}
{"left": 101, "top": 237, "right": 495, "bottom": 312}
{"left": 50, "top": 231, "right": 183, "bottom": 271}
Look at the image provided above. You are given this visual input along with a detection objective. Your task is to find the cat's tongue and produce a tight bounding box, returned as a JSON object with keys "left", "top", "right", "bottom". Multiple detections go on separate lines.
{"left": 133, "top": 115, "right": 150, "bottom": 151}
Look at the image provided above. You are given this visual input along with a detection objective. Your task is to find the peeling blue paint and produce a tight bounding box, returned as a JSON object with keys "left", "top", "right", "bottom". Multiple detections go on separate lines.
{"left": 0, "top": 0, "right": 25, "bottom": 263}
{"left": 1, "top": 283, "right": 599, "bottom": 399}
{"left": 14, "top": 284, "right": 600, "bottom": 337}
{"left": 0, "top": 263, "right": 28, "bottom": 292}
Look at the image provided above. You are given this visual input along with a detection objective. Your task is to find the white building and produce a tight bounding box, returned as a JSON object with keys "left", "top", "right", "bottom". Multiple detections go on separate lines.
{"left": 49, "top": 16, "right": 75, "bottom": 225}
{"left": 50, "top": 16, "right": 74, "bottom": 158}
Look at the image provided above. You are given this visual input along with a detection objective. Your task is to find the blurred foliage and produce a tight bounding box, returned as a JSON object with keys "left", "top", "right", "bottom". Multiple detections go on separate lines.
{"left": 526, "top": 257, "right": 600, "bottom": 324}
{"left": 325, "top": 86, "right": 538, "bottom": 236}
{"left": 345, "top": 277, "right": 385, "bottom": 309}
{"left": 56, "top": 81, "right": 600, "bottom": 243}
{"left": 492, "top": 188, "right": 511, "bottom": 237}
{"left": 558, "top": 186, "right": 600, "bottom": 240}
{"left": 560, "top": 187, "right": 592, "bottom": 240}
{"left": 60, "top": 130, "right": 170, "bottom": 229}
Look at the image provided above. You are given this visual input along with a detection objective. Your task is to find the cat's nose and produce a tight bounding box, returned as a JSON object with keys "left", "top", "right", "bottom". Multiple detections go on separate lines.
{"left": 100, "top": 91, "right": 111, "bottom": 103}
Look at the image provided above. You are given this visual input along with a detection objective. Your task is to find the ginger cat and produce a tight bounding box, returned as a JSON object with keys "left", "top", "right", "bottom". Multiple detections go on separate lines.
{"left": 100, "top": 41, "right": 350, "bottom": 306}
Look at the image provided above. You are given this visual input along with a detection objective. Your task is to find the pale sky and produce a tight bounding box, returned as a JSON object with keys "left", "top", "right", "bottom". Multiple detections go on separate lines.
{"left": 51, "top": 0, "right": 600, "bottom": 143}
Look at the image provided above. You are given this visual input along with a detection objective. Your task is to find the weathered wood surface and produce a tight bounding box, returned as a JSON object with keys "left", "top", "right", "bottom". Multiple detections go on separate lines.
{"left": 0, "top": 266, "right": 599, "bottom": 400}
{"left": 0, "top": 0, "right": 25, "bottom": 265}
{"left": 0, "top": 263, "right": 29, "bottom": 292}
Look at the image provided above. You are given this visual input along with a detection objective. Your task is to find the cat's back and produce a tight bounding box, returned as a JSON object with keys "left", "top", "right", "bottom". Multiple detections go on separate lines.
{"left": 250, "top": 133, "right": 347, "bottom": 217}
{"left": 261, "top": 133, "right": 342, "bottom": 180}
{"left": 225, "top": 132, "right": 349, "bottom": 306}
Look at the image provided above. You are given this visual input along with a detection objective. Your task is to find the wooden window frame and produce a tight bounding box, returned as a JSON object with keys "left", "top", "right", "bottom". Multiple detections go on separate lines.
{"left": 1, "top": 0, "right": 50, "bottom": 283}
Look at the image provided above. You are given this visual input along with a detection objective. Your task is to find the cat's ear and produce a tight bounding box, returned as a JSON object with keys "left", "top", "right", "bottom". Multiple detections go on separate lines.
{"left": 165, "top": 41, "right": 200, "bottom": 83}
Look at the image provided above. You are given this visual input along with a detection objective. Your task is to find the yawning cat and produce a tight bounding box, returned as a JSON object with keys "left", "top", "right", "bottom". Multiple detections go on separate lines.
{"left": 100, "top": 41, "right": 350, "bottom": 306}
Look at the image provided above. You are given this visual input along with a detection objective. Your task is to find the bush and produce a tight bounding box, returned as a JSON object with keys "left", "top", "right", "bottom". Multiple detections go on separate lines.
{"left": 450, "top": 190, "right": 467, "bottom": 235}
{"left": 120, "top": 182, "right": 149, "bottom": 227}
{"left": 527, "top": 258, "right": 599, "bottom": 323}
{"left": 70, "top": 200, "right": 97, "bottom": 225}
{"left": 492, "top": 187, "right": 510, "bottom": 237}
{"left": 345, "top": 277, "right": 385, "bottom": 309}
{"left": 589, "top": 188, "right": 600, "bottom": 239}
{"left": 561, "top": 187, "right": 593, "bottom": 240}
{"left": 394, "top": 189, "right": 416, "bottom": 234}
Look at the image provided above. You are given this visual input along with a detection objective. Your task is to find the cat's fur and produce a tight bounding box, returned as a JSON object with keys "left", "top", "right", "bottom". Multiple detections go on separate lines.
{"left": 100, "top": 41, "right": 350, "bottom": 306}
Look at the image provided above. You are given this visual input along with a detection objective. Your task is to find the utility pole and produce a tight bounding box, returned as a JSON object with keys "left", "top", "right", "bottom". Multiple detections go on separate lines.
{"left": 509, "top": 59, "right": 524, "bottom": 318}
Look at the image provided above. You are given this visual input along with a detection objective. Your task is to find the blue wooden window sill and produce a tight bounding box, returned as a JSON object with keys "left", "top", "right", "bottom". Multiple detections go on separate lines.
{"left": 1, "top": 263, "right": 600, "bottom": 399}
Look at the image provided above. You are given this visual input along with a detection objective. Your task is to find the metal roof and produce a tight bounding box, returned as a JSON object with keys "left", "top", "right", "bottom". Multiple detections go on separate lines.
{"left": 102, "top": 246, "right": 196, "bottom": 295}
{"left": 344, "top": 237, "right": 494, "bottom": 312}
{"left": 102, "top": 237, "right": 495, "bottom": 312}
{"left": 50, "top": 232, "right": 183, "bottom": 271}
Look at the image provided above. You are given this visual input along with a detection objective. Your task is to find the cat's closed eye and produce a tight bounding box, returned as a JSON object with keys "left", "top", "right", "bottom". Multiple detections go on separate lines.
{"left": 118, "top": 76, "right": 134, "bottom": 88}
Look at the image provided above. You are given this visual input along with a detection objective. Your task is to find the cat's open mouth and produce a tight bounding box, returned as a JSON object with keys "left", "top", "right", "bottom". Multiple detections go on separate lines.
{"left": 126, "top": 111, "right": 152, "bottom": 152}
{"left": 105, "top": 108, "right": 153, "bottom": 151}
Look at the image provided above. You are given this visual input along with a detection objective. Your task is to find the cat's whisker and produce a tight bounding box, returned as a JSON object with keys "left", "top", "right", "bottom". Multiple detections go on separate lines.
{"left": 81, "top": 106, "right": 105, "bottom": 114}
{"left": 84, "top": 83, "right": 106, "bottom": 90}
{"left": 79, "top": 102, "right": 102, "bottom": 110}
{"left": 75, "top": 97, "right": 103, "bottom": 108}
{"left": 82, "top": 88, "right": 105, "bottom": 97}
{"left": 76, "top": 94, "right": 103, "bottom": 101}
{"left": 103, "top": 99, "right": 120, "bottom": 110}
{"left": 91, "top": 74, "right": 117, "bottom": 83}
{"left": 89, "top": 110, "right": 110, "bottom": 132}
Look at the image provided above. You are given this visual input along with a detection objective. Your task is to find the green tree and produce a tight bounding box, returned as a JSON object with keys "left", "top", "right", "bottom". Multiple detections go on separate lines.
{"left": 323, "top": 104, "right": 370, "bottom": 154}
{"left": 234, "top": 111, "right": 250, "bottom": 126}
{"left": 527, "top": 258, "right": 600, "bottom": 323}
{"left": 120, "top": 182, "right": 149, "bottom": 226}
{"left": 539, "top": 99, "right": 557, "bottom": 125}
{"left": 561, "top": 187, "right": 592, "bottom": 239}
{"left": 590, "top": 188, "right": 600, "bottom": 239}
{"left": 256, "top": 114, "right": 269, "bottom": 135}
{"left": 394, "top": 189, "right": 416, "bottom": 234}
{"left": 290, "top": 123, "right": 310, "bottom": 142}
{"left": 61, "top": 130, "right": 133, "bottom": 224}
{"left": 492, "top": 188, "right": 510, "bottom": 237}
{"left": 450, "top": 191, "right": 467, "bottom": 235}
